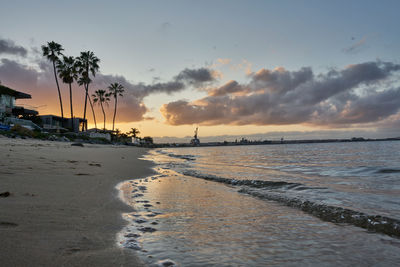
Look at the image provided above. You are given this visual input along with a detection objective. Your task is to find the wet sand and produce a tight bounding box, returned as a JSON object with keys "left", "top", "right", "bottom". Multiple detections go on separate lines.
{"left": 0, "top": 136, "right": 153, "bottom": 266}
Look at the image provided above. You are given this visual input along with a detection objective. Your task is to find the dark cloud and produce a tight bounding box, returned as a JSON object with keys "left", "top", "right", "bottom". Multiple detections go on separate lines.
{"left": 141, "top": 81, "right": 185, "bottom": 96}
{"left": 175, "top": 67, "right": 216, "bottom": 86}
{"left": 208, "top": 80, "right": 245, "bottom": 96}
{"left": 252, "top": 67, "right": 313, "bottom": 94}
{"left": 0, "top": 38, "right": 28, "bottom": 57}
{"left": 282, "top": 61, "right": 400, "bottom": 106}
{"left": 312, "top": 87, "right": 400, "bottom": 125}
{"left": 117, "top": 67, "right": 217, "bottom": 99}
{"left": 0, "top": 59, "right": 39, "bottom": 88}
{"left": 161, "top": 61, "right": 400, "bottom": 127}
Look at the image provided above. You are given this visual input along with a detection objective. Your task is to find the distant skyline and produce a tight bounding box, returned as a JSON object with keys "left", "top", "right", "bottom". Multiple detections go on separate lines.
{"left": 1, "top": 0, "right": 400, "bottom": 141}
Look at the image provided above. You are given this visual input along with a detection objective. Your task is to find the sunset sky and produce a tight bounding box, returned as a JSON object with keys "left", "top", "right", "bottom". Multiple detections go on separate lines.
{"left": 1, "top": 0, "right": 400, "bottom": 142}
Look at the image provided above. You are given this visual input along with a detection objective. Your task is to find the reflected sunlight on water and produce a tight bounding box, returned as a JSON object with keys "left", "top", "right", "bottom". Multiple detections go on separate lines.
{"left": 118, "top": 141, "right": 400, "bottom": 266}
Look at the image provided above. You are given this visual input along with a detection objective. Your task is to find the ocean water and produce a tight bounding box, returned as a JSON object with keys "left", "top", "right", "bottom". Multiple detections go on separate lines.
{"left": 118, "top": 141, "right": 400, "bottom": 266}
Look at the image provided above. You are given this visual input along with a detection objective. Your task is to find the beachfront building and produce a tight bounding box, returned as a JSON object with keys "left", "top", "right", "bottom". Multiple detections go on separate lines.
{"left": 0, "top": 84, "right": 40, "bottom": 130}
{"left": 0, "top": 84, "right": 86, "bottom": 133}
{"left": 39, "top": 115, "right": 87, "bottom": 133}
{"left": 0, "top": 84, "right": 38, "bottom": 119}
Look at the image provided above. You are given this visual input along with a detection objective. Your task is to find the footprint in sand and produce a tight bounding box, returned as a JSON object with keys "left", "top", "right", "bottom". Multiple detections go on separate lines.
{"left": 0, "top": 221, "right": 18, "bottom": 228}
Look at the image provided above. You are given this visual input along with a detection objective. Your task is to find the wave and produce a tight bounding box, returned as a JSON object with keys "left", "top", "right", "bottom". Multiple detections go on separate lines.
{"left": 377, "top": 169, "right": 400, "bottom": 174}
{"left": 240, "top": 187, "right": 400, "bottom": 238}
{"left": 181, "top": 170, "right": 400, "bottom": 238}
{"left": 182, "top": 170, "right": 307, "bottom": 190}
{"left": 157, "top": 150, "right": 197, "bottom": 161}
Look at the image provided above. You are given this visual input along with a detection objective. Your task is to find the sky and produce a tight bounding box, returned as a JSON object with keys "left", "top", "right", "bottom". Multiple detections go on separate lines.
{"left": 1, "top": 0, "right": 400, "bottom": 142}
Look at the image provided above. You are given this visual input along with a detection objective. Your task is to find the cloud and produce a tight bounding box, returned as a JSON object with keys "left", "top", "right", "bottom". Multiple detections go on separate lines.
{"left": 0, "top": 53, "right": 218, "bottom": 124}
{"left": 161, "top": 61, "right": 400, "bottom": 128}
{"left": 120, "top": 67, "right": 218, "bottom": 99}
{"left": 94, "top": 66, "right": 217, "bottom": 100}
{"left": 252, "top": 67, "right": 313, "bottom": 94}
{"left": 210, "top": 58, "right": 232, "bottom": 68}
{"left": 0, "top": 59, "right": 38, "bottom": 87}
{"left": 343, "top": 36, "right": 367, "bottom": 54}
{"left": 0, "top": 38, "right": 28, "bottom": 57}
{"left": 138, "top": 81, "right": 186, "bottom": 97}
{"left": 175, "top": 67, "right": 217, "bottom": 86}
{"left": 208, "top": 80, "right": 246, "bottom": 96}
{"left": 232, "top": 59, "right": 253, "bottom": 75}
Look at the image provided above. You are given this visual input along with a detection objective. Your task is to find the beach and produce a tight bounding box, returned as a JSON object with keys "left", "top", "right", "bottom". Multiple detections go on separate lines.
{"left": 0, "top": 136, "right": 153, "bottom": 266}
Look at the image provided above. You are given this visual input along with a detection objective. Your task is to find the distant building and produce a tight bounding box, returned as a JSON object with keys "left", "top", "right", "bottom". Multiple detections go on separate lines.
{"left": 0, "top": 84, "right": 38, "bottom": 120}
{"left": 39, "top": 114, "right": 87, "bottom": 133}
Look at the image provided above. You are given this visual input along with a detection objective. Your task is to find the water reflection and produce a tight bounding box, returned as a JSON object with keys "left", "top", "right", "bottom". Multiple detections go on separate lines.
{"left": 120, "top": 173, "right": 400, "bottom": 266}
{"left": 148, "top": 141, "right": 400, "bottom": 219}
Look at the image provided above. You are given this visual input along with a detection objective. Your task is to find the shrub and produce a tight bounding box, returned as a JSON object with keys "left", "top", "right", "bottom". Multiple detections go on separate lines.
{"left": 11, "top": 124, "right": 34, "bottom": 137}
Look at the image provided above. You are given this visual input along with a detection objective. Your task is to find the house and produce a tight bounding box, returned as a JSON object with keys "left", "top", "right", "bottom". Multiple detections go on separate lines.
{"left": 86, "top": 128, "right": 111, "bottom": 141}
{"left": 39, "top": 114, "right": 87, "bottom": 133}
{"left": 0, "top": 84, "right": 41, "bottom": 130}
{"left": 0, "top": 84, "right": 38, "bottom": 120}
{"left": 0, "top": 84, "right": 86, "bottom": 133}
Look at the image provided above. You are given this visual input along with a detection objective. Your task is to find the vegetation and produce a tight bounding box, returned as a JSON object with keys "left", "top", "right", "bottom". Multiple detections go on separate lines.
{"left": 92, "top": 89, "right": 110, "bottom": 130}
{"left": 41, "top": 41, "right": 64, "bottom": 120}
{"left": 57, "top": 56, "right": 78, "bottom": 130}
{"left": 76, "top": 51, "right": 100, "bottom": 131}
{"left": 1, "top": 41, "right": 155, "bottom": 145}
{"left": 108, "top": 82, "right": 124, "bottom": 131}
{"left": 128, "top": 127, "right": 140, "bottom": 138}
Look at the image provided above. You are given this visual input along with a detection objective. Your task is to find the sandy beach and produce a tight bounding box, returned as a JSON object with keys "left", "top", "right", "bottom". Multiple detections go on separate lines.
{"left": 0, "top": 136, "right": 153, "bottom": 266}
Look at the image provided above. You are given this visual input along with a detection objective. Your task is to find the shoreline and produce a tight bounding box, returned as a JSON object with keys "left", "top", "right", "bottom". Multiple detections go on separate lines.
{"left": 0, "top": 137, "right": 154, "bottom": 266}
{"left": 154, "top": 136, "right": 400, "bottom": 148}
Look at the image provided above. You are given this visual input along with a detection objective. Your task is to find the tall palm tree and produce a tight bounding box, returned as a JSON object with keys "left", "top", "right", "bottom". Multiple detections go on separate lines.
{"left": 42, "top": 41, "right": 64, "bottom": 121}
{"left": 128, "top": 128, "right": 140, "bottom": 138}
{"left": 92, "top": 89, "right": 110, "bottom": 131}
{"left": 107, "top": 82, "right": 124, "bottom": 131}
{"left": 77, "top": 51, "right": 100, "bottom": 131}
{"left": 57, "top": 56, "right": 78, "bottom": 131}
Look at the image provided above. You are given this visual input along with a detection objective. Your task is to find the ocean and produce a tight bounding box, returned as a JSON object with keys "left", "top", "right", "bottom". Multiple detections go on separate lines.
{"left": 118, "top": 141, "right": 400, "bottom": 266}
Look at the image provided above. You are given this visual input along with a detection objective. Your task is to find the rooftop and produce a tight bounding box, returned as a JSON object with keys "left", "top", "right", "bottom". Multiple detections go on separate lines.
{"left": 0, "top": 84, "right": 31, "bottom": 99}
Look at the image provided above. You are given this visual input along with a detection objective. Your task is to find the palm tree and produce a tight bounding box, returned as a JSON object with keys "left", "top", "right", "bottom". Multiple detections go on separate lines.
{"left": 107, "top": 83, "right": 124, "bottom": 131}
{"left": 128, "top": 128, "right": 140, "bottom": 138}
{"left": 57, "top": 56, "right": 78, "bottom": 131}
{"left": 42, "top": 41, "right": 64, "bottom": 121}
{"left": 92, "top": 89, "right": 110, "bottom": 131}
{"left": 77, "top": 51, "right": 100, "bottom": 131}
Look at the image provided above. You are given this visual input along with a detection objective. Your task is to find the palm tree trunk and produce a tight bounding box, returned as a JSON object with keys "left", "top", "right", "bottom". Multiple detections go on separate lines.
{"left": 100, "top": 102, "right": 106, "bottom": 131}
{"left": 82, "top": 83, "right": 88, "bottom": 131}
{"left": 112, "top": 96, "right": 117, "bottom": 131}
{"left": 88, "top": 96, "right": 97, "bottom": 130}
{"left": 69, "top": 83, "right": 74, "bottom": 131}
{"left": 82, "top": 64, "right": 90, "bottom": 131}
{"left": 53, "top": 61, "right": 64, "bottom": 121}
